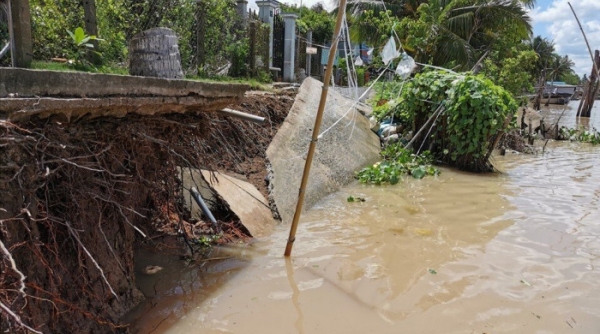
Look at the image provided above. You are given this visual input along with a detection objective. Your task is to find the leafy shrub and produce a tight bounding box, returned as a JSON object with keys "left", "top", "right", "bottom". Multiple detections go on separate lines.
{"left": 356, "top": 144, "right": 439, "bottom": 185}
{"left": 227, "top": 39, "right": 249, "bottom": 77}
{"left": 393, "top": 70, "right": 517, "bottom": 172}
{"left": 66, "top": 27, "right": 103, "bottom": 67}
{"left": 30, "top": 0, "right": 83, "bottom": 60}
{"left": 369, "top": 81, "right": 412, "bottom": 126}
{"left": 356, "top": 68, "right": 365, "bottom": 87}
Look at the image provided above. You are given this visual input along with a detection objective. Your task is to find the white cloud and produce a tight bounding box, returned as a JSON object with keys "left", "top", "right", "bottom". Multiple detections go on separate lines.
{"left": 531, "top": 0, "right": 600, "bottom": 78}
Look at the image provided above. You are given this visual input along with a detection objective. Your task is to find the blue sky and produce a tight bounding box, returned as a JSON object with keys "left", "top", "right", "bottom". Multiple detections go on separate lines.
{"left": 530, "top": 0, "right": 600, "bottom": 78}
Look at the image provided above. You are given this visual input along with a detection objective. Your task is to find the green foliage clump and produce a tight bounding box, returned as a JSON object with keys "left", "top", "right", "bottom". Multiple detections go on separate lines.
{"left": 66, "top": 27, "right": 103, "bottom": 68}
{"left": 369, "top": 81, "right": 412, "bottom": 124}
{"left": 279, "top": 3, "right": 334, "bottom": 43}
{"left": 227, "top": 39, "right": 249, "bottom": 77}
{"left": 30, "top": 0, "right": 83, "bottom": 60}
{"left": 559, "top": 127, "right": 600, "bottom": 145}
{"left": 356, "top": 144, "right": 439, "bottom": 185}
{"left": 483, "top": 48, "right": 537, "bottom": 98}
{"left": 394, "top": 70, "right": 517, "bottom": 171}
{"left": 356, "top": 68, "right": 366, "bottom": 87}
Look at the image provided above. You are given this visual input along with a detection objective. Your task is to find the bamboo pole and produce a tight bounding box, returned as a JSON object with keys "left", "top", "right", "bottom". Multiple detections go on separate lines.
{"left": 284, "top": 0, "right": 347, "bottom": 257}
{"left": 568, "top": 2, "right": 600, "bottom": 79}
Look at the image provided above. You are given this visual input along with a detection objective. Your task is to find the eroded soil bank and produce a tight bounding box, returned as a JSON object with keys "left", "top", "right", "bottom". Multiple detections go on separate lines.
{"left": 0, "top": 91, "right": 294, "bottom": 333}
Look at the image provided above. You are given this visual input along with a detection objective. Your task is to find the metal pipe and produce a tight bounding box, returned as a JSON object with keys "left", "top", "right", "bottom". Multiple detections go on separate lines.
{"left": 284, "top": 0, "right": 348, "bottom": 257}
{"left": 218, "top": 108, "right": 265, "bottom": 123}
{"left": 190, "top": 186, "right": 220, "bottom": 233}
{"left": 0, "top": 42, "right": 10, "bottom": 59}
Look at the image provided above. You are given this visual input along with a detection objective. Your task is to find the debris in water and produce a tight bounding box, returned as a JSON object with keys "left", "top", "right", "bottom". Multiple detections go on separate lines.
{"left": 520, "top": 279, "right": 532, "bottom": 287}
{"left": 143, "top": 265, "right": 163, "bottom": 275}
{"left": 415, "top": 228, "right": 433, "bottom": 236}
{"left": 347, "top": 196, "right": 366, "bottom": 202}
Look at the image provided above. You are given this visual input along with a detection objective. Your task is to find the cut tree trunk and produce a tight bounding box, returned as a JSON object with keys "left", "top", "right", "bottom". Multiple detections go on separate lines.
{"left": 128, "top": 27, "right": 184, "bottom": 79}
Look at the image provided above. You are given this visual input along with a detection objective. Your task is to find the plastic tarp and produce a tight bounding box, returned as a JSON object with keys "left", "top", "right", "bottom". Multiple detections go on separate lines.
{"left": 395, "top": 53, "right": 416, "bottom": 80}
{"left": 381, "top": 37, "right": 400, "bottom": 65}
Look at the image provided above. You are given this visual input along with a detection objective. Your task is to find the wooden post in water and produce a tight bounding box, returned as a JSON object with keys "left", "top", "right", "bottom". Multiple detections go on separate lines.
{"left": 569, "top": 3, "right": 600, "bottom": 118}
{"left": 284, "top": 0, "right": 347, "bottom": 257}
{"left": 533, "top": 69, "right": 546, "bottom": 111}
{"left": 577, "top": 50, "right": 600, "bottom": 118}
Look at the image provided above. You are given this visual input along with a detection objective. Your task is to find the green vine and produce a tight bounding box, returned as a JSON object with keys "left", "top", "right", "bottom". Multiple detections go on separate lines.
{"left": 393, "top": 71, "right": 517, "bottom": 171}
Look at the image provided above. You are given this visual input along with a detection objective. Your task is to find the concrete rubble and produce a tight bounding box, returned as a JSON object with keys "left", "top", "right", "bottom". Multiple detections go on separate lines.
{"left": 180, "top": 168, "right": 275, "bottom": 238}
{"left": 266, "top": 77, "right": 381, "bottom": 225}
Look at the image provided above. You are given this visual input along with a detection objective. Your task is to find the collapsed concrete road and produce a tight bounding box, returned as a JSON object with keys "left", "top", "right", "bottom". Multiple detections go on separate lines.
{"left": 0, "top": 68, "right": 248, "bottom": 121}
{"left": 267, "top": 77, "right": 381, "bottom": 225}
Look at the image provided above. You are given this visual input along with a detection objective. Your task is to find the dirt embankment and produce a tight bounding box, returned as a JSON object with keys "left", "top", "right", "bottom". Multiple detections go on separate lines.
{"left": 0, "top": 91, "right": 294, "bottom": 333}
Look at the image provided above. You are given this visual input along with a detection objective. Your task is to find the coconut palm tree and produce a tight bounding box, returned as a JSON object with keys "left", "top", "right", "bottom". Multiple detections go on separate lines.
{"left": 346, "top": 0, "right": 533, "bottom": 70}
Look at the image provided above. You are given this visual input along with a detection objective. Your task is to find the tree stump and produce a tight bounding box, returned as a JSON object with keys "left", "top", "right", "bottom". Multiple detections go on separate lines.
{"left": 128, "top": 27, "right": 184, "bottom": 79}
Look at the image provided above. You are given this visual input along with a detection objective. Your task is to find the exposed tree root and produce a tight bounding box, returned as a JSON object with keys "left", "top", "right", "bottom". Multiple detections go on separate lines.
{"left": 0, "top": 92, "right": 293, "bottom": 333}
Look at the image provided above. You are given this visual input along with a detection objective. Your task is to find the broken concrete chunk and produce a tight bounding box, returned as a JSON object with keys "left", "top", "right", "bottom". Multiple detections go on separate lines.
{"left": 179, "top": 167, "right": 275, "bottom": 237}
{"left": 266, "top": 77, "right": 381, "bottom": 225}
{"left": 200, "top": 170, "right": 275, "bottom": 238}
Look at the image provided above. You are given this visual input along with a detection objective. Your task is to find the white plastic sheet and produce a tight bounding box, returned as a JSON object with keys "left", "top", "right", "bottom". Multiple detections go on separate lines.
{"left": 395, "top": 53, "right": 416, "bottom": 80}
{"left": 354, "top": 56, "right": 364, "bottom": 66}
{"left": 381, "top": 37, "right": 400, "bottom": 65}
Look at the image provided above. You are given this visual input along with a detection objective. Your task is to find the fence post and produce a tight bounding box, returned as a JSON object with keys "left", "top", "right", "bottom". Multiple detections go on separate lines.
{"left": 9, "top": 0, "right": 32, "bottom": 67}
{"left": 306, "top": 31, "right": 312, "bottom": 77}
{"left": 282, "top": 13, "right": 297, "bottom": 82}
{"left": 256, "top": 0, "right": 279, "bottom": 68}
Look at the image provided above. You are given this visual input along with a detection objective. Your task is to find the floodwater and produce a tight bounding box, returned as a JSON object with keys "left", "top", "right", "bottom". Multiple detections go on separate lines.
{"left": 126, "top": 102, "right": 600, "bottom": 334}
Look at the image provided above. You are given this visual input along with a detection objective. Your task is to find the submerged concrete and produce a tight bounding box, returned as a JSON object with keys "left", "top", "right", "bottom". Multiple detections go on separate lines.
{"left": 179, "top": 167, "right": 275, "bottom": 238}
{"left": 200, "top": 170, "right": 275, "bottom": 238}
{"left": 266, "top": 77, "right": 380, "bottom": 225}
{"left": 0, "top": 68, "right": 248, "bottom": 121}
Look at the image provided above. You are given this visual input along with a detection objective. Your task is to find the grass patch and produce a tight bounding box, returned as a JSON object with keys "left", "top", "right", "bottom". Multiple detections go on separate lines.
{"left": 185, "top": 74, "right": 273, "bottom": 91}
{"left": 28, "top": 61, "right": 272, "bottom": 91}
{"left": 31, "top": 61, "right": 129, "bottom": 75}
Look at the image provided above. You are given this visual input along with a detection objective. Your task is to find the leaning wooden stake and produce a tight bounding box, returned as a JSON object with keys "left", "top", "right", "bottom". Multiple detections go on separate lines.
{"left": 568, "top": 3, "right": 600, "bottom": 79}
{"left": 569, "top": 2, "right": 600, "bottom": 117}
{"left": 284, "top": 0, "right": 347, "bottom": 257}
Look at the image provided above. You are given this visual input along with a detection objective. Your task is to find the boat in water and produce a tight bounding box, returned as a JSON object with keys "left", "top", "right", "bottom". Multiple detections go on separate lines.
{"left": 537, "top": 81, "right": 578, "bottom": 105}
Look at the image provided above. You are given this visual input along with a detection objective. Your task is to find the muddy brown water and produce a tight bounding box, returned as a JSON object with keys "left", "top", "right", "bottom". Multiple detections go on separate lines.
{"left": 126, "top": 102, "right": 600, "bottom": 333}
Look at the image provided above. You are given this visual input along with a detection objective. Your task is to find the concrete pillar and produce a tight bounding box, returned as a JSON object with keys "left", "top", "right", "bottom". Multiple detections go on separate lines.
{"left": 236, "top": 0, "right": 248, "bottom": 25}
{"left": 256, "top": 0, "right": 279, "bottom": 68}
{"left": 282, "top": 13, "right": 297, "bottom": 82}
{"left": 9, "top": 0, "right": 33, "bottom": 67}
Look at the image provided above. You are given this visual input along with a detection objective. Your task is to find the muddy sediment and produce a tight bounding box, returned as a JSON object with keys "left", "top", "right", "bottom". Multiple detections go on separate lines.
{"left": 0, "top": 91, "right": 294, "bottom": 333}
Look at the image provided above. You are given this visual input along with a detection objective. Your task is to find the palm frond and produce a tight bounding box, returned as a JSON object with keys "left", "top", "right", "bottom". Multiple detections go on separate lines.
{"left": 435, "top": 25, "right": 475, "bottom": 69}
